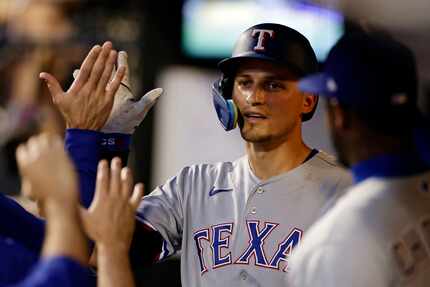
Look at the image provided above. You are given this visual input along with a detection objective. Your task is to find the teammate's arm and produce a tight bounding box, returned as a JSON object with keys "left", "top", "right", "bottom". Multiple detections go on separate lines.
{"left": 44, "top": 43, "right": 165, "bottom": 268}
{"left": 0, "top": 237, "right": 38, "bottom": 284}
{"left": 80, "top": 158, "right": 144, "bottom": 287}
{"left": 42, "top": 44, "right": 161, "bottom": 209}
{"left": 39, "top": 41, "right": 125, "bottom": 207}
{"left": 14, "top": 133, "right": 93, "bottom": 287}
{"left": 11, "top": 257, "right": 93, "bottom": 287}
{"left": 0, "top": 193, "right": 45, "bottom": 253}
{"left": 0, "top": 42, "right": 118, "bottom": 251}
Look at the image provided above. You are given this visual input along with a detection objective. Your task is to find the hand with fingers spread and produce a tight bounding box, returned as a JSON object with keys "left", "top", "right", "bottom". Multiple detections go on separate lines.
{"left": 81, "top": 157, "right": 143, "bottom": 287}
{"left": 40, "top": 42, "right": 126, "bottom": 130}
{"left": 81, "top": 157, "right": 144, "bottom": 250}
{"left": 73, "top": 51, "right": 162, "bottom": 134}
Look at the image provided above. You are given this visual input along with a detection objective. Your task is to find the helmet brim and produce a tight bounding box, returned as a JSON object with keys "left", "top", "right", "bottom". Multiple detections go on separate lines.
{"left": 298, "top": 73, "right": 337, "bottom": 98}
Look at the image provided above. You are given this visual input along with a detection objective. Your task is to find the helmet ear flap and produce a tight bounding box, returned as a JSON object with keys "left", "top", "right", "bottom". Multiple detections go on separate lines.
{"left": 221, "top": 76, "right": 234, "bottom": 99}
{"left": 211, "top": 76, "right": 238, "bottom": 131}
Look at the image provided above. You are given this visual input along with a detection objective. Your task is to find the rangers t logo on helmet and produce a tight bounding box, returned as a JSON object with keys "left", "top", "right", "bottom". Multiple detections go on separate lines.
{"left": 251, "top": 29, "right": 275, "bottom": 51}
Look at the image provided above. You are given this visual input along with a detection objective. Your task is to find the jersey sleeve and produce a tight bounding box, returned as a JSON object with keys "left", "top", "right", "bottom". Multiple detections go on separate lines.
{"left": 65, "top": 129, "right": 101, "bottom": 208}
{"left": 129, "top": 219, "right": 165, "bottom": 268}
{"left": 10, "top": 257, "right": 95, "bottom": 287}
{"left": 134, "top": 168, "right": 189, "bottom": 262}
{"left": 0, "top": 236, "right": 38, "bottom": 285}
{"left": 0, "top": 193, "right": 45, "bottom": 253}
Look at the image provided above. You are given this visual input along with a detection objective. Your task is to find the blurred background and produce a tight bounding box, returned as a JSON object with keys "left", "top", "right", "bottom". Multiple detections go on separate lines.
{"left": 0, "top": 0, "right": 428, "bottom": 286}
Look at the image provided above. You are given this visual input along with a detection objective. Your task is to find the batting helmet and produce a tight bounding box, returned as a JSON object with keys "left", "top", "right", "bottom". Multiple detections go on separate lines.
{"left": 212, "top": 23, "right": 319, "bottom": 131}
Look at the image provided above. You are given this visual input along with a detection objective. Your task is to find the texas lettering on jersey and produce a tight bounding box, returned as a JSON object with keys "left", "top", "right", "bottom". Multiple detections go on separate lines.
{"left": 193, "top": 220, "right": 303, "bottom": 275}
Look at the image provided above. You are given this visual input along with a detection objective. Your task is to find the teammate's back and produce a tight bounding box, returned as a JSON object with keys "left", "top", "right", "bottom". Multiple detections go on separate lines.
{"left": 291, "top": 171, "right": 430, "bottom": 287}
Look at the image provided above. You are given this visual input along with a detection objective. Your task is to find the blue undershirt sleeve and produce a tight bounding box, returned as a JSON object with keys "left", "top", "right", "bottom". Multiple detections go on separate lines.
{"left": 9, "top": 257, "right": 95, "bottom": 287}
{"left": 65, "top": 129, "right": 101, "bottom": 208}
{"left": 0, "top": 194, "right": 44, "bottom": 253}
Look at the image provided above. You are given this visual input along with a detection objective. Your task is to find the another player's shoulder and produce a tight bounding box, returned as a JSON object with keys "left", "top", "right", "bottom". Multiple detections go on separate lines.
{"left": 289, "top": 198, "right": 384, "bottom": 287}
{"left": 292, "top": 183, "right": 379, "bottom": 266}
{"left": 341, "top": 171, "right": 430, "bottom": 215}
{"left": 313, "top": 171, "right": 430, "bottom": 236}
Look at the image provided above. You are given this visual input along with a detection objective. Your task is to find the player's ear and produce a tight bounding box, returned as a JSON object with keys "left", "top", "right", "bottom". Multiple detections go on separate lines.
{"left": 302, "top": 92, "right": 317, "bottom": 114}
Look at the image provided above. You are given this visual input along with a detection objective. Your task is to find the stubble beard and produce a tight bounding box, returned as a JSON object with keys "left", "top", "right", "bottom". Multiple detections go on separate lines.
{"left": 238, "top": 117, "right": 273, "bottom": 143}
{"left": 240, "top": 128, "right": 273, "bottom": 143}
{"left": 239, "top": 120, "right": 293, "bottom": 145}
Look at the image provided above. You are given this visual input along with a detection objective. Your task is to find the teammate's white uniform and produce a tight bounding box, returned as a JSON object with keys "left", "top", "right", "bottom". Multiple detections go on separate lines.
{"left": 137, "top": 151, "right": 351, "bottom": 287}
{"left": 289, "top": 170, "right": 430, "bottom": 287}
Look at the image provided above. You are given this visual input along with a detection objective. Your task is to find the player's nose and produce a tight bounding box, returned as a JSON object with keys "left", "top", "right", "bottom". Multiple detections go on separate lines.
{"left": 246, "top": 88, "right": 265, "bottom": 105}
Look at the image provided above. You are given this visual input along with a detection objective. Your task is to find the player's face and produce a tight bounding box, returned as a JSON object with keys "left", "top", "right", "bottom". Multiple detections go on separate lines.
{"left": 232, "top": 59, "right": 315, "bottom": 144}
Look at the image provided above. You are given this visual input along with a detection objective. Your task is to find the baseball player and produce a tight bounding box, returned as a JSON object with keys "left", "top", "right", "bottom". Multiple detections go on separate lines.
{"left": 288, "top": 30, "right": 430, "bottom": 286}
{"left": 42, "top": 23, "right": 352, "bottom": 286}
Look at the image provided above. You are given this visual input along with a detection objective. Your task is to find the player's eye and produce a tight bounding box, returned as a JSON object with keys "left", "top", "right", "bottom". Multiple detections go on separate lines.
{"left": 264, "top": 81, "right": 285, "bottom": 91}
{"left": 236, "top": 79, "right": 253, "bottom": 89}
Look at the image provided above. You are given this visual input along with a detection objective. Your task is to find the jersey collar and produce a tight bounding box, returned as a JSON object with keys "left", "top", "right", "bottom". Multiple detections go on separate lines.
{"left": 351, "top": 153, "right": 429, "bottom": 184}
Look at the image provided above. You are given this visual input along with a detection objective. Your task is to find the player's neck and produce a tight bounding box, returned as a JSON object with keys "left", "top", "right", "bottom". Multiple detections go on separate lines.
{"left": 345, "top": 128, "right": 415, "bottom": 166}
{"left": 246, "top": 135, "right": 311, "bottom": 181}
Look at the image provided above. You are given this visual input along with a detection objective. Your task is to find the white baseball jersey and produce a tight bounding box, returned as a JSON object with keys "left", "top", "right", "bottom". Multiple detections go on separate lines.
{"left": 289, "top": 170, "right": 430, "bottom": 287}
{"left": 137, "top": 151, "right": 351, "bottom": 287}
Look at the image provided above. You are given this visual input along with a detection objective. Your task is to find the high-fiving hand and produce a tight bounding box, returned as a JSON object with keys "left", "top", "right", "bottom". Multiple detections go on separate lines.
{"left": 81, "top": 158, "right": 144, "bottom": 252}
{"left": 73, "top": 51, "right": 162, "bottom": 134}
{"left": 16, "top": 133, "right": 78, "bottom": 204}
{"left": 40, "top": 42, "right": 126, "bottom": 130}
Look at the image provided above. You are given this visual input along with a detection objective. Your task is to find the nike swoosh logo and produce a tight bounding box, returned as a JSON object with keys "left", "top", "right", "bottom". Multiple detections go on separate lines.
{"left": 209, "top": 187, "right": 233, "bottom": 197}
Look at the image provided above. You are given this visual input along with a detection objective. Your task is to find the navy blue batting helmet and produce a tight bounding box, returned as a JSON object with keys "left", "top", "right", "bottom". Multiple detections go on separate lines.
{"left": 212, "top": 23, "right": 319, "bottom": 131}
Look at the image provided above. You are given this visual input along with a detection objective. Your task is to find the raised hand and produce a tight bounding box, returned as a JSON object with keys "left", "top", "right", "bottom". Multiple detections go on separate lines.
{"left": 73, "top": 51, "right": 162, "bottom": 134}
{"left": 16, "top": 133, "right": 77, "bottom": 204}
{"left": 81, "top": 158, "right": 144, "bottom": 251}
{"left": 40, "top": 42, "right": 126, "bottom": 130}
{"left": 17, "top": 134, "right": 91, "bottom": 266}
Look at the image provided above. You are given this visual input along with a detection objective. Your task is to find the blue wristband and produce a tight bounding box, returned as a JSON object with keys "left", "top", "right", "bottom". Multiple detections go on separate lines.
{"left": 100, "top": 133, "right": 131, "bottom": 153}
{"left": 65, "top": 129, "right": 131, "bottom": 153}
{"left": 65, "top": 129, "right": 131, "bottom": 206}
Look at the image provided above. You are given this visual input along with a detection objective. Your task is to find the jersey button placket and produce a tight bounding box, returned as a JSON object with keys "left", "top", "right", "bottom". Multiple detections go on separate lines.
{"left": 247, "top": 185, "right": 264, "bottom": 216}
